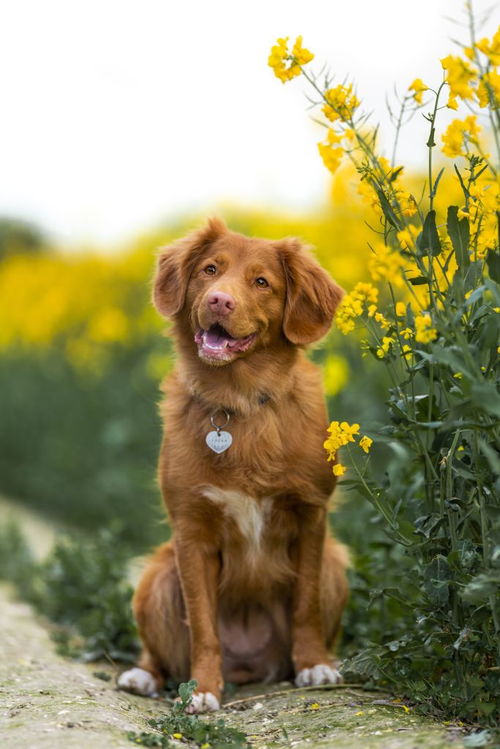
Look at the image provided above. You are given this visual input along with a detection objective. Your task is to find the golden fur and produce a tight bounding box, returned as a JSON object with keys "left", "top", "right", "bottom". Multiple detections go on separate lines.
{"left": 127, "top": 218, "right": 349, "bottom": 707}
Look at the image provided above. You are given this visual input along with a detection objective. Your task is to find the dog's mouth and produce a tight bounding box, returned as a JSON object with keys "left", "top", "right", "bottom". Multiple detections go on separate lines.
{"left": 194, "top": 324, "right": 257, "bottom": 362}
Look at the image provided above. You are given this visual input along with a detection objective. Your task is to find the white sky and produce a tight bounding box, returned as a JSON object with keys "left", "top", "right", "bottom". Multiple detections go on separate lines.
{"left": 0, "top": 0, "right": 497, "bottom": 247}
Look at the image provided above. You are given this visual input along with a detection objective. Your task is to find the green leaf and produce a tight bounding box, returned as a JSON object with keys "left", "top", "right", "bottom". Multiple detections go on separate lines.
{"left": 417, "top": 210, "right": 441, "bottom": 257}
{"left": 374, "top": 186, "right": 401, "bottom": 230}
{"left": 462, "top": 573, "right": 500, "bottom": 604}
{"left": 447, "top": 205, "right": 470, "bottom": 269}
{"left": 486, "top": 248, "right": 500, "bottom": 283}
{"left": 470, "top": 381, "right": 500, "bottom": 417}
{"left": 424, "top": 555, "right": 450, "bottom": 607}
{"left": 408, "top": 275, "right": 429, "bottom": 285}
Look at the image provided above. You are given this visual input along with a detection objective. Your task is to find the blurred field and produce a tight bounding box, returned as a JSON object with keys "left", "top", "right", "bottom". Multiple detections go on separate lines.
{"left": 0, "top": 166, "right": 393, "bottom": 550}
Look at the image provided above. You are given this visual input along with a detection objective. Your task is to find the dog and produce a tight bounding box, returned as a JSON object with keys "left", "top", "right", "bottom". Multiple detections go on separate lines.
{"left": 118, "top": 218, "right": 349, "bottom": 713}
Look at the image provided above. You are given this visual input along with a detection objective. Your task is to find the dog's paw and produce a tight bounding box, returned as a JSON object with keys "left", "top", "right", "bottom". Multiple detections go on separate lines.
{"left": 117, "top": 667, "right": 159, "bottom": 697}
{"left": 295, "top": 663, "right": 343, "bottom": 687}
{"left": 185, "top": 691, "right": 220, "bottom": 714}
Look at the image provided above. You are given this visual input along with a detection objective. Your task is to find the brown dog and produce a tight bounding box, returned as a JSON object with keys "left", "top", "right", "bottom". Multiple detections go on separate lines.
{"left": 118, "top": 218, "right": 349, "bottom": 712}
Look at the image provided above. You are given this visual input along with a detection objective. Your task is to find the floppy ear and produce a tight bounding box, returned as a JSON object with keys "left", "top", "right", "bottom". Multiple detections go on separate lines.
{"left": 153, "top": 217, "right": 227, "bottom": 317}
{"left": 278, "top": 238, "right": 344, "bottom": 345}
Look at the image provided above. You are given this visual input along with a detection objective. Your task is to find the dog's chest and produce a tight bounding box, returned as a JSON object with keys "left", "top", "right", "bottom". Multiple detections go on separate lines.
{"left": 202, "top": 486, "right": 274, "bottom": 552}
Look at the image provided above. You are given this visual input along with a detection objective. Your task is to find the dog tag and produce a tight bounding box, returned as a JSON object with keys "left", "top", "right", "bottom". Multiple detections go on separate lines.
{"left": 206, "top": 430, "right": 233, "bottom": 454}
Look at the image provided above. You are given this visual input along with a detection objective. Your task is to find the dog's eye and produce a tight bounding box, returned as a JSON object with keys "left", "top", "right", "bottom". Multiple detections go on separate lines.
{"left": 255, "top": 277, "right": 269, "bottom": 288}
{"left": 204, "top": 264, "right": 217, "bottom": 275}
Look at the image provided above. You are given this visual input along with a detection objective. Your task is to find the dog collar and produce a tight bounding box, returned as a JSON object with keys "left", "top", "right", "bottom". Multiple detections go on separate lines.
{"left": 203, "top": 394, "right": 270, "bottom": 454}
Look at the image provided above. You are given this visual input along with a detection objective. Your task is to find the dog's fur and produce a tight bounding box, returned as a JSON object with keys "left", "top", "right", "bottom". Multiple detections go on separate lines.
{"left": 118, "top": 219, "right": 349, "bottom": 711}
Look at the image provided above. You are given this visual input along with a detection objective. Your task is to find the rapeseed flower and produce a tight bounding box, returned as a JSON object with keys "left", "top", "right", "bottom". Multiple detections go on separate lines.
{"left": 268, "top": 36, "right": 313, "bottom": 83}
{"left": 368, "top": 242, "right": 405, "bottom": 287}
{"left": 335, "top": 282, "right": 379, "bottom": 334}
{"left": 408, "top": 78, "right": 428, "bottom": 104}
{"left": 318, "top": 129, "right": 344, "bottom": 174}
{"left": 441, "top": 115, "right": 481, "bottom": 157}
{"left": 359, "top": 435, "right": 373, "bottom": 453}
{"left": 441, "top": 55, "right": 477, "bottom": 108}
{"left": 323, "top": 84, "right": 360, "bottom": 123}
{"left": 475, "top": 27, "right": 500, "bottom": 66}
{"left": 414, "top": 312, "right": 438, "bottom": 344}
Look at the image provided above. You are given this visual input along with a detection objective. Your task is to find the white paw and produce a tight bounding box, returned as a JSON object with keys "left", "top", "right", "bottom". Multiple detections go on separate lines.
{"left": 117, "top": 667, "right": 159, "bottom": 697}
{"left": 185, "top": 691, "right": 220, "bottom": 714}
{"left": 295, "top": 663, "right": 343, "bottom": 687}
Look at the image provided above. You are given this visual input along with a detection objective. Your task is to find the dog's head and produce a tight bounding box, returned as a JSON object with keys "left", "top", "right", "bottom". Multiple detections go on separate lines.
{"left": 153, "top": 218, "right": 344, "bottom": 365}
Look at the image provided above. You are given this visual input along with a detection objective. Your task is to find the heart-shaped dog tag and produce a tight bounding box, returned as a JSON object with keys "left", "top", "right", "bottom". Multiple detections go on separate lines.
{"left": 206, "top": 430, "right": 233, "bottom": 454}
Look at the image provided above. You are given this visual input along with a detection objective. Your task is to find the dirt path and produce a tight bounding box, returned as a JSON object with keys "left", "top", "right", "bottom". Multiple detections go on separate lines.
{"left": 0, "top": 582, "right": 469, "bottom": 749}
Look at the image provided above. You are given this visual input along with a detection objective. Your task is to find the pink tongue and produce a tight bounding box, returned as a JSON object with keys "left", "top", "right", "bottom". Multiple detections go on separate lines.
{"left": 203, "top": 328, "right": 233, "bottom": 350}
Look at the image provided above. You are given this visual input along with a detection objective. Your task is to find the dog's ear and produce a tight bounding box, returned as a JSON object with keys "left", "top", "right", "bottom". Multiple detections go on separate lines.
{"left": 153, "top": 218, "right": 227, "bottom": 317}
{"left": 278, "top": 238, "right": 344, "bottom": 345}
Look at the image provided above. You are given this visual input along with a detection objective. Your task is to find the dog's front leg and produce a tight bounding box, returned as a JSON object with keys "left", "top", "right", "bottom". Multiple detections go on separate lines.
{"left": 174, "top": 535, "right": 223, "bottom": 712}
{"left": 292, "top": 505, "right": 342, "bottom": 687}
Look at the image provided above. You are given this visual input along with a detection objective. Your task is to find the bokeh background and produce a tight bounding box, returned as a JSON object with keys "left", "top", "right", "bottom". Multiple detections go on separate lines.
{"left": 0, "top": 0, "right": 496, "bottom": 555}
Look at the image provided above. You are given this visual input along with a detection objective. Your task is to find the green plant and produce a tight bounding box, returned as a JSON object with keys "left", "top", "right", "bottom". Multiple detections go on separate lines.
{"left": 269, "top": 2, "right": 500, "bottom": 726}
{"left": 127, "top": 680, "right": 249, "bottom": 748}
{"left": 0, "top": 521, "right": 139, "bottom": 662}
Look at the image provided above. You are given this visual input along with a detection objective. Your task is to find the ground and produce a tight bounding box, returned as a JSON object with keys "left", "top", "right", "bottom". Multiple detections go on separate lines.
{"left": 0, "top": 582, "right": 470, "bottom": 749}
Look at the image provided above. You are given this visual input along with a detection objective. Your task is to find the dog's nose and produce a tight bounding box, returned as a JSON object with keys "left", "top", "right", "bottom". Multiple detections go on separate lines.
{"left": 207, "top": 291, "right": 236, "bottom": 316}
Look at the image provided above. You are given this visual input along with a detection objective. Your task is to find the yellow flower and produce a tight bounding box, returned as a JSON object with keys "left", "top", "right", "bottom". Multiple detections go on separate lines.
{"left": 395, "top": 302, "right": 406, "bottom": 317}
{"left": 408, "top": 78, "right": 428, "bottom": 104}
{"left": 323, "top": 84, "right": 360, "bottom": 123}
{"left": 341, "top": 421, "right": 360, "bottom": 440}
{"left": 397, "top": 226, "right": 419, "bottom": 250}
{"left": 374, "top": 311, "right": 391, "bottom": 330}
{"left": 376, "top": 336, "right": 394, "bottom": 358}
{"left": 335, "top": 282, "right": 379, "bottom": 334}
{"left": 401, "top": 344, "right": 412, "bottom": 359}
{"left": 400, "top": 327, "right": 413, "bottom": 340}
{"left": 441, "top": 54, "right": 477, "bottom": 106}
{"left": 309, "top": 702, "right": 321, "bottom": 709}
{"left": 368, "top": 242, "right": 405, "bottom": 287}
{"left": 325, "top": 421, "right": 362, "bottom": 471}
{"left": 475, "top": 28, "right": 500, "bottom": 66}
{"left": 292, "top": 35, "right": 314, "bottom": 65}
{"left": 172, "top": 734, "right": 183, "bottom": 739}
{"left": 268, "top": 36, "right": 313, "bottom": 83}
{"left": 477, "top": 69, "right": 500, "bottom": 109}
{"left": 441, "top": 115, "right": 481, "bottom": 158}
{"left": 414, "top": 312, "right": 437, "bottom": 344}
{"left": 318, "top": 129, "right": 344, "bottom": 174}
{"left": 359, "top": 435, "right": 373, "bottom": 453}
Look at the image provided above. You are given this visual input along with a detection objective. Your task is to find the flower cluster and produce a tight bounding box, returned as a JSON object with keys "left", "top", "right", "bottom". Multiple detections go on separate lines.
{"left": 408, "top": 78, "right": 428, "bottom": 104}
{"left": 414, "top": 312, "right": 438, "bottom": 344}
{"left": 441, "top": 55, "right": 477, "bottom": 109}
{"left": 368, "top": 242, "right": 405, "bottom": 287}
{"left": 324, "top": 420, "right": 372, "bottom": 476}
{"left": 268, "top": 36, "right": 313, "bottom": 83}
{"left": 441, "top": 115, "right": 482, "bottom": 157}
{"left": 322, "top": 84, "right": 360, "bottom": 123}
{"left": 440, "top": 27, "right": 500, "bottom": 111}
{"left": 318, "top": 129, "right": 344, "bottom": 174}
{"left": 335, "top": 282, "right": 378, "bottom": 334}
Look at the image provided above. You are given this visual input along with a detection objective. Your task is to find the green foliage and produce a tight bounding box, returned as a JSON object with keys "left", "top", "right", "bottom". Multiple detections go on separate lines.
{"left": 0, "top": 521, "right": 139, "bottom": 662}
{"left": 0, "top": 216, "right": 46, "bottom": 258}
{"left": 0, "top": 349, "right": 165, "bottom": 550}
{"left": 128, "top": 680, "right": 249, "bottom": 748}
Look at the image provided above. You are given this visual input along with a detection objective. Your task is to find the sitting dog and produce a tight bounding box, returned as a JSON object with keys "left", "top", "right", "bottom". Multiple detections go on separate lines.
{"left": 118, "top": 218, "right": 349, "bottom": 713}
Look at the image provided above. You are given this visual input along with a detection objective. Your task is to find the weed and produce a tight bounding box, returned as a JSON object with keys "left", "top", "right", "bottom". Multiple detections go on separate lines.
{"left": 127, "top": 681, "right": 249, "bottom": 748}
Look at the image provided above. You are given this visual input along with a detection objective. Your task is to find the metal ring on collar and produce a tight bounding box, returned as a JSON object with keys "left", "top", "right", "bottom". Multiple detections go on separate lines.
{"left": 210, "top": 409, "right": 231, "bottom": 430}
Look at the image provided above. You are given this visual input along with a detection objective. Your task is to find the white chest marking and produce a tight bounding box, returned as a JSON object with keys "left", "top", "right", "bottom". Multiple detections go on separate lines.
{"left": 202, "top": 486, "right": 271, "bottom": 550}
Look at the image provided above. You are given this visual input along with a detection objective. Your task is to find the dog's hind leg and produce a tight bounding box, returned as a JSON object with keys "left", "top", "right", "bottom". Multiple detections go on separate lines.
{"left": 118, "top": 542, "right": 190, "bottom": 696}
